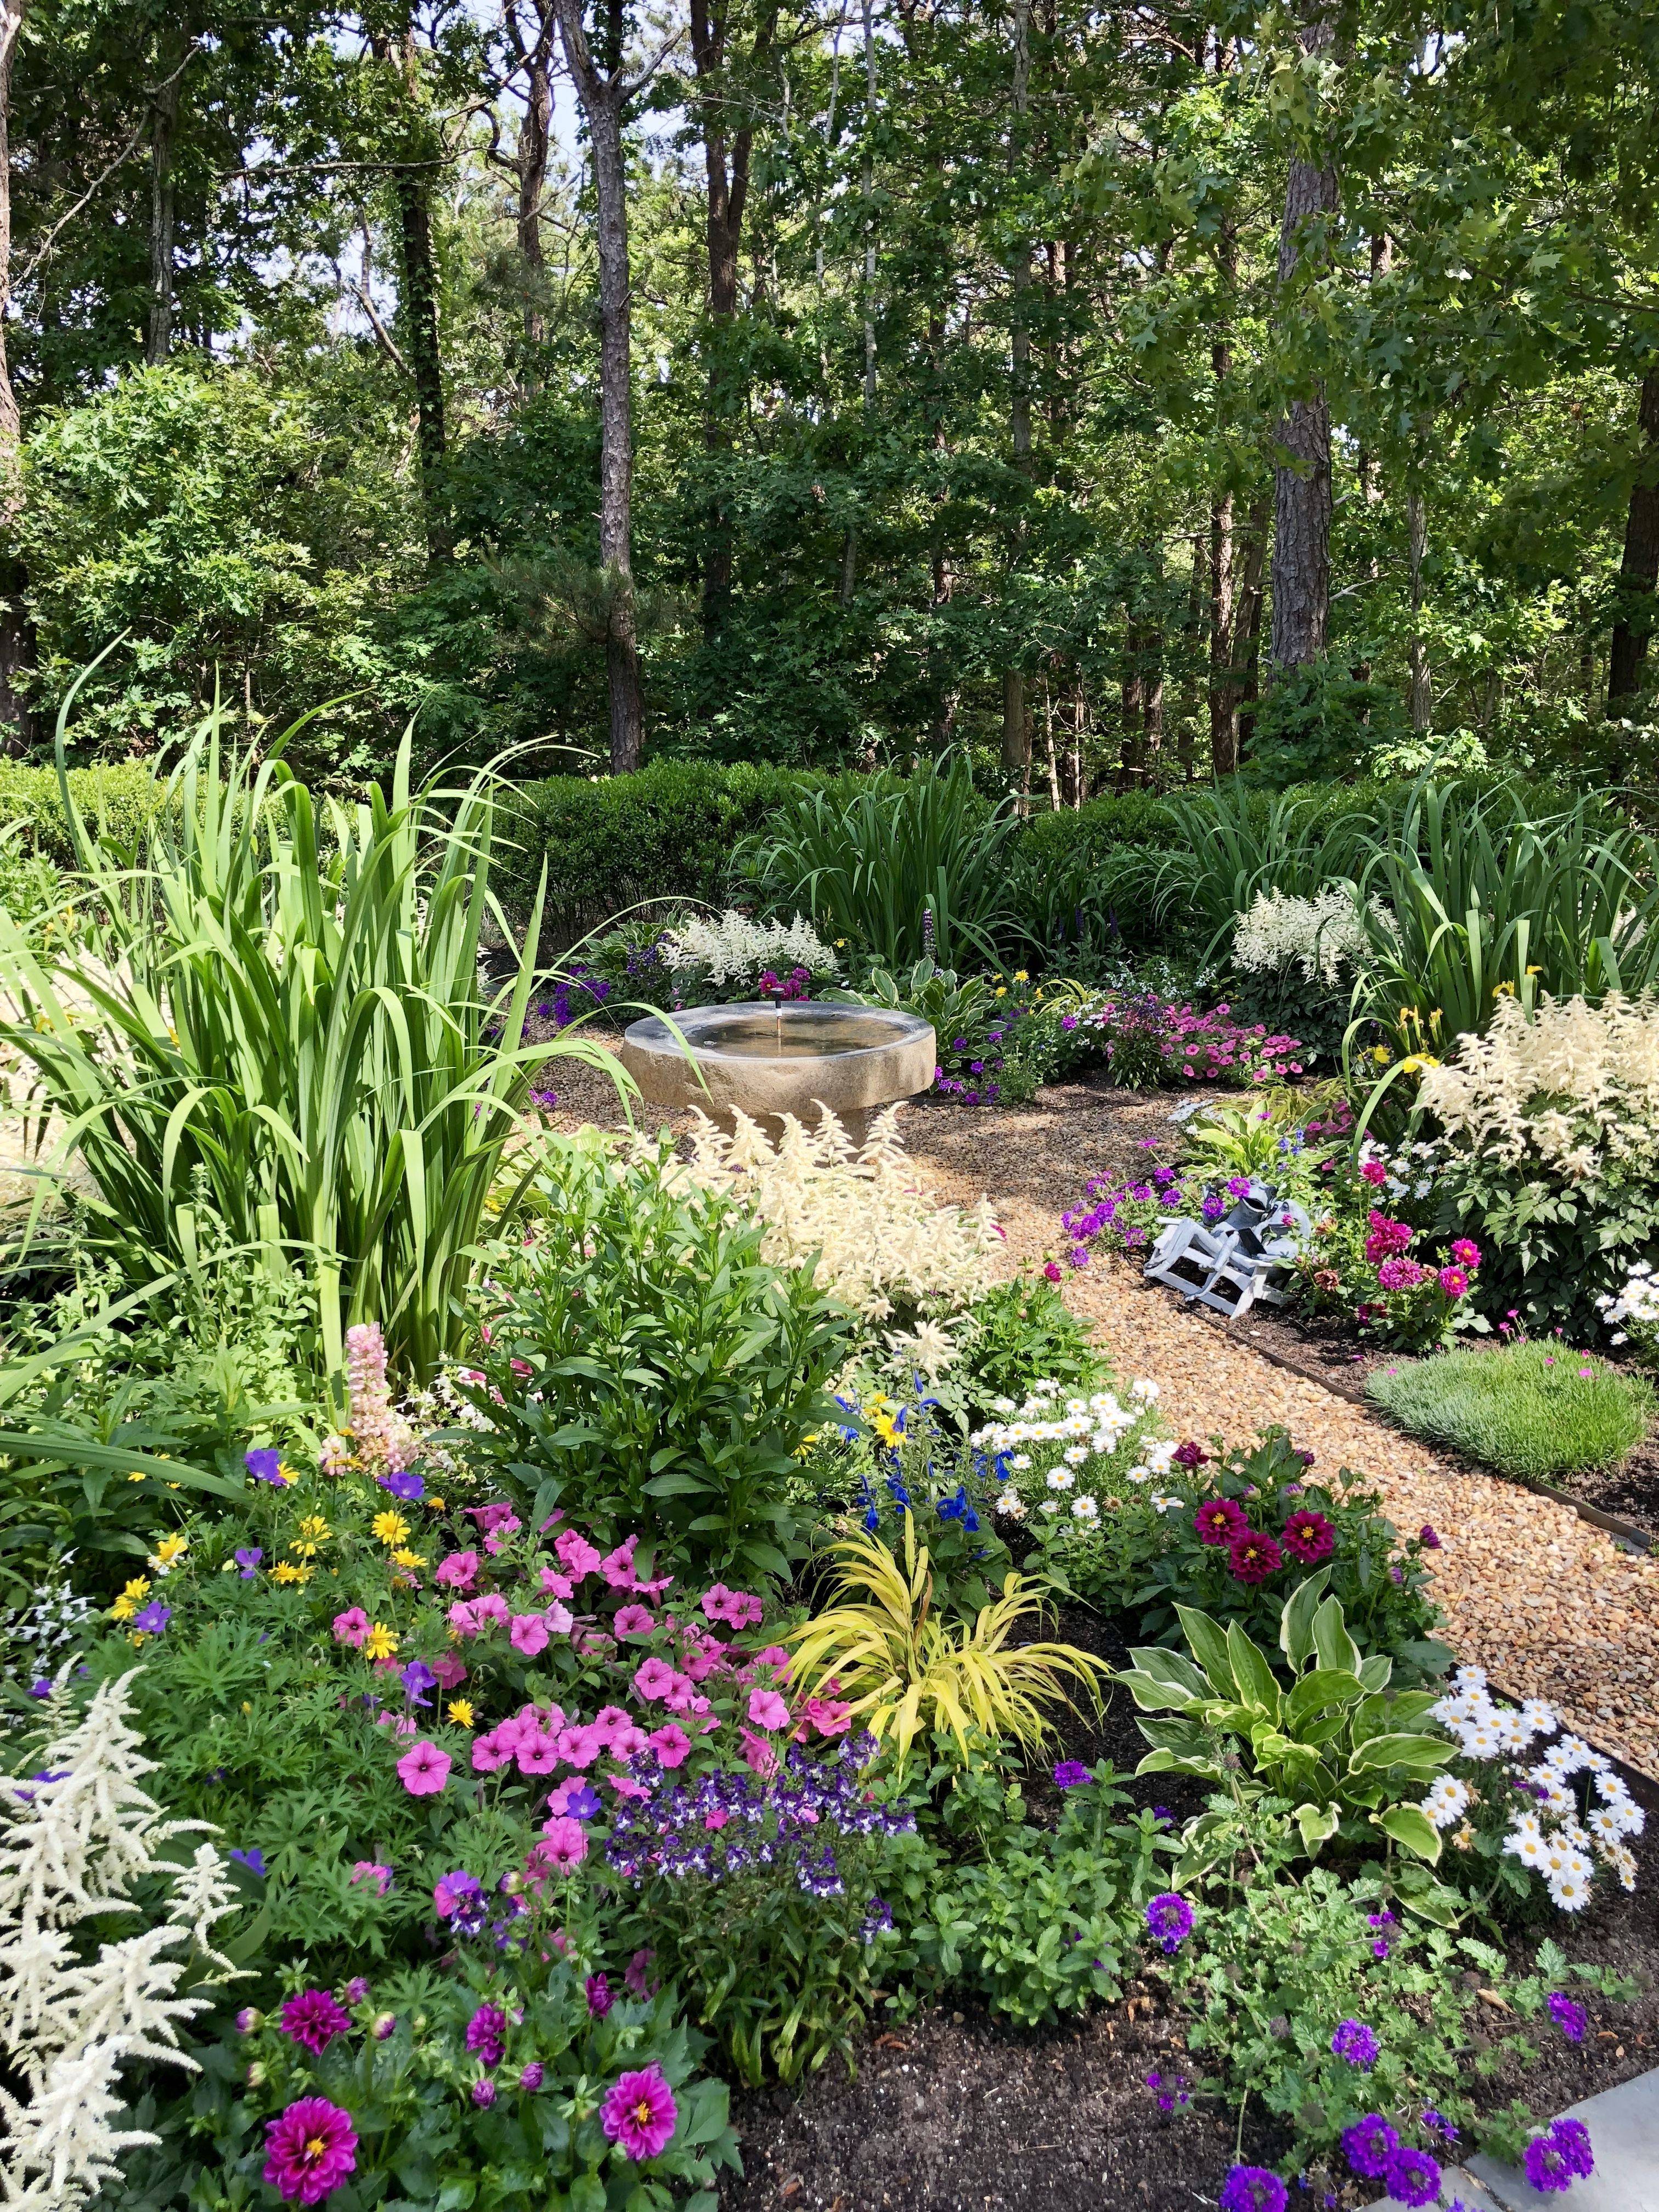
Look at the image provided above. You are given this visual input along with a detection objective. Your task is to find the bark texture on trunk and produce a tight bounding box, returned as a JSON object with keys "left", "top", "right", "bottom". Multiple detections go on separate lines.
{"left": 555, "top": 0, "right": 644, "bottom": 771}
{"left": 146, "top": 61, "right": 181, "bottom": 364}
{"left": 1407, "top": 487, "right": 1431, "bottom": 731}
{"left": 1000, "top": 0, "right": 1032, "bottom": 778}
{"left": 690, "top": 0, "right": 776, "bottom": 633}
{"left": 1269, "top": 12, "right": 1338, "bottom": 676}
{"left": 1609, "top": 369, "right": 1659, "bottom": 708}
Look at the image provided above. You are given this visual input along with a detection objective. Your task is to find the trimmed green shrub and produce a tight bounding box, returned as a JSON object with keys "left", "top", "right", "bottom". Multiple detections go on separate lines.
{"left": 1366, "top": 1343, "right": 1652, "bottom": 1487}
{"left": 0, "top": 760, "right": 163, "bottom": 861}
{"left": 500, "top": 759, "right": 833, "bottom": 936}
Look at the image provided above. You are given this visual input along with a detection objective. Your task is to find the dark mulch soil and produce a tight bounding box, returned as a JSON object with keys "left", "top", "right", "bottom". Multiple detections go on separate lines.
{"left": 719, "top": 1615, "right": 1659, "bottom": 2212}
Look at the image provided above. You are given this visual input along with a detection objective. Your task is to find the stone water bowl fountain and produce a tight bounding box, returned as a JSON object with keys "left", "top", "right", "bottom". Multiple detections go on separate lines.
{"left": 619, "top": 1001, "right": 937, "bottom": 1144}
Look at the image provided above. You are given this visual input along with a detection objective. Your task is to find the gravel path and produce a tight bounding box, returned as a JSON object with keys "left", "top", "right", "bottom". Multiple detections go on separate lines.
{"left": 896, "top": 1082, "right": 1659, "bottom": 1784}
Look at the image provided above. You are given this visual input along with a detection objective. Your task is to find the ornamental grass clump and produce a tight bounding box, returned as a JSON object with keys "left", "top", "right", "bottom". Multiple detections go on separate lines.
{"left": 782, "top": 1513, "right": 1110, "bottom": 1766}
{"left": 0, "top": 696, "right": 619, "bottom": 1383}
{"left": 1366, "top": 1343, "right": 1651, "bottom": 1488}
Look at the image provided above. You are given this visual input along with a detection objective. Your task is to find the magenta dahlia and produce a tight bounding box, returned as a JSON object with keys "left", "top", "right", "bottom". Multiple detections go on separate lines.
{"left": 278, "top": 1989, "right": 351, "bottom": 2055}
{"left": 600, "top": 2064, "right": 679, "bottom": 2160}
{"left": 1193, "top": 1498, "right": 1249, "bottom": 1547}
{"left": 262, "top": 2097, "right": 358, "bottom": 2204}
{"left": 1280, "top": 1509, "right": 1335, "bottom": 1565}
{"left": 1227, "top": 1530, "right": 1283, "bottom": 1584}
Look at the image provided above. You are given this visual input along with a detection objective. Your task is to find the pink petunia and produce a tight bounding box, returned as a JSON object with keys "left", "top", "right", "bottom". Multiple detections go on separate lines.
{"left": 632, "top": 1656, "right": 678, "bottom": 1702}
{"left": 698, "top": 1582, "right": 736, "bottom": 1623}
{"left": 396, "top": 1740, "right": 452, "bottom": 1797}
{"left": 610, "top": 1773, "right": 651, "bottom": 1800}
{"left": 509, "top": 1613, "right": 550, "bottom": 1657}
{"left": 804, "top": 1696, "right": 853, "bottom": 1738}
{"left": 601, "top": 1537, "right": 640, "bottom": 1589}
{"left": 554, "top": 1529, "right": 602, "bottom": 1580}
{"left": 557, "top": 1723, "right": 607, "bottom": 1770}
{"left": 704, "top": 1806, "right": 730, "bottom": 1831}
{"left": 613, "top": 1604, "right": 654, "bottom": 1637}
{"left": 648, "top": 1722, "right": 691, "bottom": 1768}
{"left": 447, "top": 1600, "right": 481, "bottom": 1638}
{"left": 350, "top": 1860, "right": 392, "bottom": 1895}
{"left": 472, "top": 1592, "right": 510, "bottom": 1628}
{"left": 331, "top": 1607, "right": 370, "bottom": 1647}
{"left": 591, "top": 1704, "right": 633, "bottom": 1743}
{"left": 434, "top": 1550, "right": 479, "bottom": 1591}
{"left": 753, "top": 1645, "right": 791, "bottom": 1670}
{"left": 538, "top": 1815, "right": 589, "bottom": 1871}
{"left": 747, "top": 1687, "right": 790, "bottom": 1731}
{"left": 471, "top": 1729, "right": 511, "bottom": 1774}
{"left": 515, "top": 1729, "right": 561, "bottom": 1777}
{"left": 738, "top": 1725, "right": 779, "bottom": 1779}
{"left": 538, "top": 1567, "right": 574, "bottom": 1599}
{"left": 543, "top": 1600, "right": 574, "bottom": 1635}
{"left": 608, "top": 1722, "right": 649, "bottom": 1759}
{"left": 430, "top": 1652, "right": 468, "bottom": 1691}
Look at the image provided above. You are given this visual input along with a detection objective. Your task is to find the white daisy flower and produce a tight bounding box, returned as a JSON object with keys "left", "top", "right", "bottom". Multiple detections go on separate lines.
{"left": 1585, "top": 1805, "right": 1626, "bottom": 1843}
{"left": 1130, "top": 1379, "right": 1160, "bottom": 1402}
{"left": 1548, "top": 1870, "right": 1592, "bottom": 1911}
{"left": 1457, "top": 1722, "right": 1505, "bottom": 1760}
{"left": 1071, "top": 1496, "right": 1099, "bottom": 1523}
{"left": 1521, "top": 1699, "right": 1558, "bottom": 1735}
{"left": 1046, "top": 1468, "right": 1075, "bottom": 1492}
{"left": 1150, "top": 1493, "right": 1185, "bottom": 1514}
{"left": 991, "top": 1396, "right": 1016, "bottom": 1415}
{"left": 1143, "top": 1441, "right": 1180, "bottom": 1475}
{"left": 1594, "top": 1770, "right": 1632, "bottom": 1805}
{"left": 1126, "top": 1469, "right": 1150, "bottom": 1486}
{"left": 1493, "top": 1709, "right": 1536, "bottom": 1751}
{"left": 1453, "top": 1664, "right": 1489, "bottom": 1695}
{"left": 994, "top": 1491, "right": 1026, "bottom": 1520}
{"left": 1063, "top": 1445, "right": 1088, "bottom": 1466}
{"left": 1505, "top": 1831, "right": 1547, "bottom": 1867}
{"left": 1009, "top": 1453, "right": 1031, "bottom": 1470}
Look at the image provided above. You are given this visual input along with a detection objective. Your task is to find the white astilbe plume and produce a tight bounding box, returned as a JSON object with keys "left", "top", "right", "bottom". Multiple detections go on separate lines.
{"left": 661, "top": 910, "right": 837, "bottom": 989}
{"left": 0, "top": 1668, "right": 242, "bottom": 2211}
{"left": 678, "top": 1105, "right": 1001, "bottom": 1319}
{"left": 1232, "top": 888, "right": 1385, "bottom": 984}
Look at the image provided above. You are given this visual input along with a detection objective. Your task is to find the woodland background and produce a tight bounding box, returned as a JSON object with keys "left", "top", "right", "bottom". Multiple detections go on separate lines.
{"left": 0, "top": 0, "right": 1653, "bottom": 797}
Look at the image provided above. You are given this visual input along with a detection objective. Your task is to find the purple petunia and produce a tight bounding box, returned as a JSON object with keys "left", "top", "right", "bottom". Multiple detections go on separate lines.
{"left": 1341, "top": 2116, "right": 1400, "bottom": 2180}
{"left": 1218, "top": 2166, "right": 1286, "bottom": 2212}
{"left": 1331, "top": 2018, "right": 1379, "bottom": 2068}
{"left": 1144, "top": 1892, "right": 1193, "bottom": 1954}
{"left": 1383, "top": 2146, "right": 1442, "bottom": 2208}
{"left": 1523, "top": 2119, "right": 1594, "bottom": 2193}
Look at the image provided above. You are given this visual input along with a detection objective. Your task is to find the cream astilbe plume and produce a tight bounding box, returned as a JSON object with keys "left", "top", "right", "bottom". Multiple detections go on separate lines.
{"left": 680, "top": 1104, "right": 1000, "bottom": 1320}
{"left": 661, "top": 910, "right": 837, "bottom": 989}
{"left": 0, "top": 1669, "right": 242, "bottom": 2210}
{"left": 1417, "top": 991, "right": 1659, "bottom": 1178}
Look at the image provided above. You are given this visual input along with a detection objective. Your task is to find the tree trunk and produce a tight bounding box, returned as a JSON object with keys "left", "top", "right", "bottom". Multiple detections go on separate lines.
{"left": 555, "top": 0, "right": 644, "bottom": 771}
{"left": 1210, "top": 482, "right": 1237, "bottom": 770}
{"left": 1407, "top": 487, "right": 1431, "bottom": 732}
{"left": 1179, "top": 531, "right": 1205, "bottom": 777}
{"left": 1000, "top": 0, "right": 1032, "bottom": 779}
{"left": 690, "top": 0, "right": 776, "bottom": 634}
{"left": 1238, "top": 494, "right": 1271, "bottom": 743}
{"left": 1608, "top": 369, "right": 1659, "bottom": 710}
{"left": 146, "top": 59, "right": 181, "bottom": 363}
{"left": 519, "top": 48, "right": 552, "bottom": 346}
{"left": 1269, "top": 12, "right": 1338, "bottom": 676}
{"left": 393, "top": 168, "right": 449, "bottom": 561}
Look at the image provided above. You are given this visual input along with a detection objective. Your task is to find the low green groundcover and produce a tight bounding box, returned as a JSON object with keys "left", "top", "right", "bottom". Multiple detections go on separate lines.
{"left": 1366, "top": 1342, "right": 1652, "bottom": 1486}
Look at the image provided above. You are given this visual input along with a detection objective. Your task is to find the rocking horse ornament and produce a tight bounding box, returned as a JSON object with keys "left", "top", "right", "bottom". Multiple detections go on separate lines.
{"left": 1143, "top": 1179, "right": 1312, "bottom": 1318}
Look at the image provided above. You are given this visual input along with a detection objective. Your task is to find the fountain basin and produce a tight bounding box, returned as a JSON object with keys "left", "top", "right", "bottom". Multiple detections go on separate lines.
{"left": 619, "top": 1001, "right": 937, "bottom": 1143}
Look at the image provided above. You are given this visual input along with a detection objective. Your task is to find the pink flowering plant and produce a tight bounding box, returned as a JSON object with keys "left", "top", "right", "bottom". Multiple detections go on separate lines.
{"left": 1060, "top": 989, "right": 1305, "bottom": 1090}
{"left": 1289, "top": 1172, "right": 1487, "bottom": 1351}
{"left": 126, "top": 1937, "right": 738, "bottom": 2211}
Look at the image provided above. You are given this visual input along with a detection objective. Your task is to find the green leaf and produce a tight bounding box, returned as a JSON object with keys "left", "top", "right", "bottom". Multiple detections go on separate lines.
{"left": 1295, "top": 1802, "right": 1340, "bottom": 1854}
{"left": 1173, "top": 1604, "right": 1235, "bottom": 1695}
{"left": 1279, "top": 1570, "right": 1331, "bottom": 1671}
{"left": 1373, "top": 1804, "right": 1444, "bottom": 1863}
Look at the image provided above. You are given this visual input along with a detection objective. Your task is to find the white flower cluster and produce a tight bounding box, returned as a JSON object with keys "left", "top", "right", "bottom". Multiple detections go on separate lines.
{"left": 0, "top": 1571, "right": 96, "bottom": 1692}
{"left": 0, "top": 1670, "right": 244, "bottom": 2211}
{"left": 1232, "top": 889, "right": 1384, "bottom": 986}
{"left": 1594, "top": 1260, "right": 1659, "bottom": 1356}
{"left": 976, "top": 1378, "right": 1162, "bottom": 1527}
{"left": 1424, "top": 1666, "right": 1641, "bottom": 1910}
{"left": 661, "top": 910, "right": 838, "bottom": 989}
{"left": 680, "top": 1105, "right": 1002, "bottom": 1321}
{"left": 1417, "top": 991, "right": 1659, "bottom": 1182}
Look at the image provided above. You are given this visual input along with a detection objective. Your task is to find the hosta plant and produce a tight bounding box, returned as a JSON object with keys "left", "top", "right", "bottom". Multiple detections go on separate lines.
{"left": 783, "top": 1515, "right": 1110, "bottom": 1767}
{"left": 1117, "top": 1583, "right": 1455, "bottom": 1864}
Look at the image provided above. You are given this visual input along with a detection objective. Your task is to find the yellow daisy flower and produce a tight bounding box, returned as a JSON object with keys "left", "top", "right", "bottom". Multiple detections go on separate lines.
{"left": 447, "top": 1699, "right": 475, "bottom": 1728}
{"left": 272, "top": 1562, "right": 313, "bottom": 1585}
{"left": 364, "top": 1623, "right": 399, "bottom": 1661}
{"left": 372, "top": 1511, "right": 410, "bottom": 1549}
{"left": 148, "top": 1534, "right": 189, "bottom": 1573}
